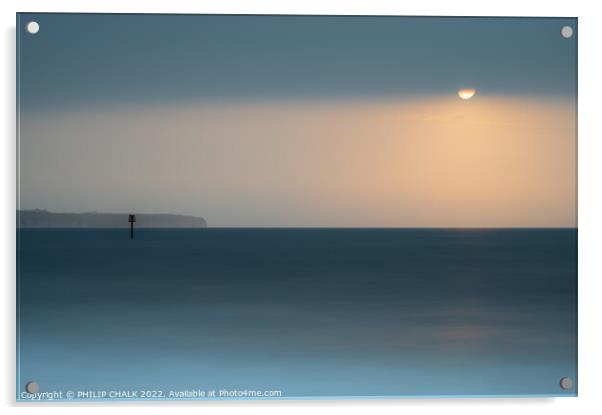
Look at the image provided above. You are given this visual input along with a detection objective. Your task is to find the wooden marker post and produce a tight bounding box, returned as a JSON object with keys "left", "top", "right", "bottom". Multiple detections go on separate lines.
{"left": 128, "top": 214, "right": 136, "bottom": 239}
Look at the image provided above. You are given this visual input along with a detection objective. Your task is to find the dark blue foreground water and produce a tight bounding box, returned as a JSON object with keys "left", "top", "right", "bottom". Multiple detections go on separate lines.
{"left": 17, "top": 229, "right": 577, "bottom": 399}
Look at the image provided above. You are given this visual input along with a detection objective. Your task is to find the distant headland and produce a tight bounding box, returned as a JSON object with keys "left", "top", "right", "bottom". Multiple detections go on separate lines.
{"left": 17, "top": 209, "right": 207, "bottom": 228}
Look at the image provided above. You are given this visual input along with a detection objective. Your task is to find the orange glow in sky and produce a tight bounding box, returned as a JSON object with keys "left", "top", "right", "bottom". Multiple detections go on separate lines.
{"left": 20, "top": 96, "right": 576, "bottom": 227}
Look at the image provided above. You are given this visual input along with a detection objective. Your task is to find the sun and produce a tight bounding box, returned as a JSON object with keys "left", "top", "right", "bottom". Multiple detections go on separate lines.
{"left": 458, "top": 88, "right": 477, "bottom": 100}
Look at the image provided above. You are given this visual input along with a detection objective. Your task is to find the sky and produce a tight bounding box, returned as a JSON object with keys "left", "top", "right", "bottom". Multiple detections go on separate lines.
{"left": 17, "top": 14, "right": 577, "bottom": 227}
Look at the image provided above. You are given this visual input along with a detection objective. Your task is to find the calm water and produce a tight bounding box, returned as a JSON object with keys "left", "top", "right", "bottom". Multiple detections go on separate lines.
{"left": 17, "top": 229, "right": 577, "bottom": 399}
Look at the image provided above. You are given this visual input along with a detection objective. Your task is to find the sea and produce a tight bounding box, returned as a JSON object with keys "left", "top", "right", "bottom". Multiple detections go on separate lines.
{"left": 17, "top": 228, "right": 577, "bottom": 399}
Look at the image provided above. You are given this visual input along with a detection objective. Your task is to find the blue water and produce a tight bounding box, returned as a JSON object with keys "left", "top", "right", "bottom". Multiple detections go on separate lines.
{"left": 17, "top": 229, "right": 577, "bottom": 399}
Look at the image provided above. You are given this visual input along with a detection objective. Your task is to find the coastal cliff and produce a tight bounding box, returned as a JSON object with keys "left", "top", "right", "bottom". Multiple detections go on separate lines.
{"left": 17, "top": 209, "right": 207, "bottom": 228}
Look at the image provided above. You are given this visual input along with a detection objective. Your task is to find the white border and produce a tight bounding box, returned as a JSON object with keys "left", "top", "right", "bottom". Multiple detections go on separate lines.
{"left": 3, "top": 1, "right": 601, "bottom": 414}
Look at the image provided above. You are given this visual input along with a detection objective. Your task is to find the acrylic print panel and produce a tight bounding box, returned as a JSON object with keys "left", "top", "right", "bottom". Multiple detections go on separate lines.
{"left": 16, "top": 14, "right": 577, "bottom": 401}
